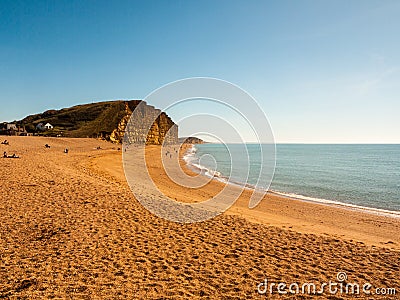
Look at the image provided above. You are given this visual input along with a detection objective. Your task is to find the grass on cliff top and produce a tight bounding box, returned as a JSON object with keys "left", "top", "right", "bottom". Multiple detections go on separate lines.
{"left": 20, "top": 101, "right": 129, "bottom": 137}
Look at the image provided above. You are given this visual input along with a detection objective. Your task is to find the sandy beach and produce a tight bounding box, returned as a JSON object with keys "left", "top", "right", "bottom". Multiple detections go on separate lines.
{"left": 1, "top": 136, "right": 399, "bottom": 299}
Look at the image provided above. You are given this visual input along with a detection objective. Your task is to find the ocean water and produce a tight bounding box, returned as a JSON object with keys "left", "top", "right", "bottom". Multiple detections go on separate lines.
{"left": 185, "top": 144, "right": 400, "bottom": 213}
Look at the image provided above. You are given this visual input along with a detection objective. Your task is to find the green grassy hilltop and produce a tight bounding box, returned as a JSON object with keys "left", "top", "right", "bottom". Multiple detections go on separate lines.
{"left": 18, "top": 100, "right": 141, "bottom": 138}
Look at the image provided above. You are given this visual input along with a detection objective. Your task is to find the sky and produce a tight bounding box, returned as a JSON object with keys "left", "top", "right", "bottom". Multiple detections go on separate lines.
{"left": 0, "top": 0, "right": 399, "bottom": 143}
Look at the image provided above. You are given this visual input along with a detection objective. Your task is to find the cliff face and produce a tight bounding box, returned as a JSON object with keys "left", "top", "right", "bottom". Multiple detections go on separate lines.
{"left": 109, "top": 102, "right": 133, "bottom": 143}
{"left": 119, "top": 101, "right": 178, "bottom": 145}
{"left": 178, "top": 137, "right": 205, "bottom": 144}
{"left": 18, "top": 100, "right": 178, "bottom": 145}
{"left": 110, "top": 101, "right": 178, "bottom": 145}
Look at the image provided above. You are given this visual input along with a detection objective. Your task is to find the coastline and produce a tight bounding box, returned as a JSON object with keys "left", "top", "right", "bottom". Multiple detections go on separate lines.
{"left": 184, "top": 144, "right": 400, "bottom": 220}
{"left": 271, "top": 190, "right": 400, "bottom": 219}
{"left": 170, "top": 143, "right": 400, "bottom": 248}
{"left": 1, "top": 137, "right": 399, "bottom": 298}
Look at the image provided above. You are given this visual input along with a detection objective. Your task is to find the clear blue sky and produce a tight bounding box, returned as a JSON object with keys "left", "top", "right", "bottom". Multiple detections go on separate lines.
{"left": 1, "top": 0, "right": 399, "bottom": 143}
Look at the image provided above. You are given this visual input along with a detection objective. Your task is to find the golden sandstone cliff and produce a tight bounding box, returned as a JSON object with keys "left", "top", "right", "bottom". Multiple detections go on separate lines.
{"left": 110, "top": 101, "right": 178, "bottom": 145}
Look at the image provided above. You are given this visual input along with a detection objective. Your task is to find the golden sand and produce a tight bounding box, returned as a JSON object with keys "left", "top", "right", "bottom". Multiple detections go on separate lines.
{"left": 1, "top": 137, "right": 399, "bottom": 299}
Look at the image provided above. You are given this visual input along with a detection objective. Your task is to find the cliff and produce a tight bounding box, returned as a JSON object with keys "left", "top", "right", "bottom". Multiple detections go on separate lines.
{"left": 18, "top": 100, "right": 178, "bottom": 144}
{"left": 110, "top": 101, "right": 178, "bottom": 145}
{"left": 178, "top": 137, "right": 205, "bottom": 144}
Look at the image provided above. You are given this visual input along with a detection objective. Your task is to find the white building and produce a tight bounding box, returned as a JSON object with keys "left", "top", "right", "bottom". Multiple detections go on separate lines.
{"left": 44, "top": 123, "right": 54, "bottom": 130}
{"left": 6, "top": 124, "right": 18, "bottom": 131}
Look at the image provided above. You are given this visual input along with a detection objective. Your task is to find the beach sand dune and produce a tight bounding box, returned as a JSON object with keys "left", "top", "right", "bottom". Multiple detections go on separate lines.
{"left": 1, "top": 137, "right": 399, "bottom": 299}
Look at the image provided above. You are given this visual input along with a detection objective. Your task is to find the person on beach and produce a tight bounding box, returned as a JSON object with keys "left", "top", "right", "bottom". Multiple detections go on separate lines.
{"left": 64, "top": 148, "right": 69, "bottom": 154}
{"left": 45, "top": 144, "right": 50, "bottom": 148}
{"left": 3, "top": 152, "right": 19, "bottom": 158}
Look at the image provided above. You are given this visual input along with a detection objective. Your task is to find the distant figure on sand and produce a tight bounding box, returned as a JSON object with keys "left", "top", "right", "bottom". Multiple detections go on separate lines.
{"left": 3, "top": 151, "right": 19, "bottom": 158}
{"left": 45, "top": 144, "right": 51, "bottom": 148}
{"left": 64, "top": 148, "right": 69, "bottom": 154}
{"left": 1, "top": 140, "right": 9, "bottom": 145}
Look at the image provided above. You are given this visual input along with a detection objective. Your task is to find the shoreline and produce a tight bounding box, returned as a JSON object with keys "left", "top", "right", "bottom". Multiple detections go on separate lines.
{"left": 169, "top": 143, "right": 400, "bottom": 248}
{"left": 184, "top": 144, "right": 400, "bottom": 220}
{"left": 270, "top": 190, "right": 400, "bottom": 219}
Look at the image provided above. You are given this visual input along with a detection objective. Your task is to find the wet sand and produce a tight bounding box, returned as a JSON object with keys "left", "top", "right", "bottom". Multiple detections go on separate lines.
{"left": 1, "top": 137, "right": 399, "bottom": 299}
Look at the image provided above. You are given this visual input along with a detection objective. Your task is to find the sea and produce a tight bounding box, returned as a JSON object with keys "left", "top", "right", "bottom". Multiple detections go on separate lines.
{"left": 184, "top": 144, "right": 400, "bottom": 215}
